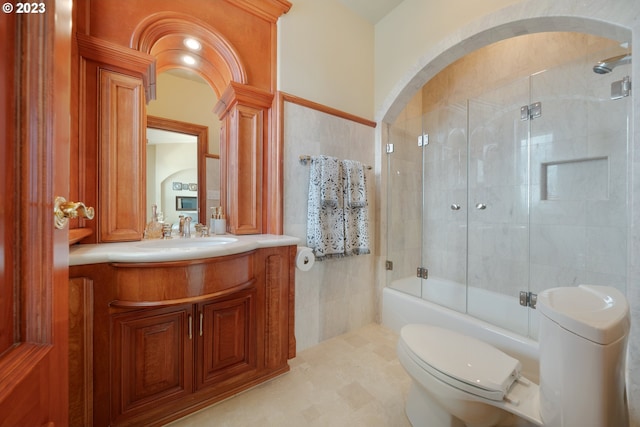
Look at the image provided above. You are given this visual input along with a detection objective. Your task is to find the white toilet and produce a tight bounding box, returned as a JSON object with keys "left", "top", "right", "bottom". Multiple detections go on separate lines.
{"left": 397, "top": 285, "right": 630, "bottom": 427}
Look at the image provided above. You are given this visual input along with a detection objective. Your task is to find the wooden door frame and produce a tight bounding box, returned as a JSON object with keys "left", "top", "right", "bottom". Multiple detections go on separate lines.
{"left": 0, "top": 2, "right": 72, "bottom": 425}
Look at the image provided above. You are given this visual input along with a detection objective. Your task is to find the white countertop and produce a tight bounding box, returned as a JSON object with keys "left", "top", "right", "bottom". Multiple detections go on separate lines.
{"left": 69, "top": 234, "right": 300, "bottom": 265}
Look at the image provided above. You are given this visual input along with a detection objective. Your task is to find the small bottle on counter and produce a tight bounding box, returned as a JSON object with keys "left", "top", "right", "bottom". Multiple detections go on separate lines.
{"left": 144, "top": 204, "right": 164, "bottom": 239}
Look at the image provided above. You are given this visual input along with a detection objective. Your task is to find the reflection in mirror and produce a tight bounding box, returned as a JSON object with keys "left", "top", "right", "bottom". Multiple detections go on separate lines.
{"left": 146, "top": 69, "right": 220, "bottom": 230}
{"left": 146, "top": 126, "right": 198, "bottom": 222}
{"left": 206, "top": 155, "right": 221, "bottom": 215}
{"left": 176, "top": 195, "right": 198, "bottom": 211}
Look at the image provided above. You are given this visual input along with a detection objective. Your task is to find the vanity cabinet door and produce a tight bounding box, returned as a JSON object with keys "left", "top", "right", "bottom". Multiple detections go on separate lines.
{"left": 196, "top": 289, "right": 258, "bottom": 390}
{"left": 76, "top": 34, "right": 153, "bottom": 244}
{"left": 97, "top": 69, "right": 146, "bottom": 242}
{"left": 111, "top": 305, "right": 194, "bottom": 423}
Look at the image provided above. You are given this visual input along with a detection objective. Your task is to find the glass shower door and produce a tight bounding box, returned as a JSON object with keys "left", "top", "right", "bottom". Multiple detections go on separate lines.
{"left": 421, "top": 102, "right": 468, "bottom": 311}
{"left": 386, "top": 100, "right": 469, "bottom": 313}
{"left": 467, "top": 77, "right": 532, "bottom": 336}
{"left": 387, "top": 35, "right": 630, "bottom": 340}
{"left": 386, "top": 114, "right": 424, "bottom": 297}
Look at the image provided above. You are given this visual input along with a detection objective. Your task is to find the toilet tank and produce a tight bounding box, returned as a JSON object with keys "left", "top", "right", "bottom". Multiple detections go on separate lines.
{"left": 537, "top": 285, "right": 630, "bottom": 427}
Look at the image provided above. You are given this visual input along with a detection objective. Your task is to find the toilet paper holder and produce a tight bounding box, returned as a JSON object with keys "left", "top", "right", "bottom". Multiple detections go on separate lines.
{"left": 295, "top": 246, "right": 315, "bottom": 271}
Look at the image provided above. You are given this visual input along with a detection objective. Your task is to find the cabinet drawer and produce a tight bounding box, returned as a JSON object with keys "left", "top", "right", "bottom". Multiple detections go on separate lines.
{"left": 112, "top": 251, "right": 255, "bottom": 302}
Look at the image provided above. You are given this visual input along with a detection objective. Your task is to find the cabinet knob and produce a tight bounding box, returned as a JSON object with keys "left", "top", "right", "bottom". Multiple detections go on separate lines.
{"left": 54, "top": 196, "right": 95, "bottom": 229}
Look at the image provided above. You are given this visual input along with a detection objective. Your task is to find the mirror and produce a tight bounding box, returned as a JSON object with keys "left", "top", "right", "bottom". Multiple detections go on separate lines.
{"left": 146, "top": 69, "right": 221, "bottom": 228}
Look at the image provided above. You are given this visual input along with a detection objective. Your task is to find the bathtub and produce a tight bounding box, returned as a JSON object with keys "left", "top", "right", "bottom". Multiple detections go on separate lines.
{"left": 382, "top": 276, "right": 540, "bottom": 380}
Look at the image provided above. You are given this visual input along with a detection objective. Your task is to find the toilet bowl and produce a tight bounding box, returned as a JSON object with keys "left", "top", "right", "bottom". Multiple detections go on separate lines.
{"left": 397, "top": 285, "right": 630, "bottom": 427}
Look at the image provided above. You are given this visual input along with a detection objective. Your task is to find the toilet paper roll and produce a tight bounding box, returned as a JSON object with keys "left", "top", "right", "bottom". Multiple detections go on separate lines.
{"left": 295, "top": 246, "right": 315, "bottom": 272}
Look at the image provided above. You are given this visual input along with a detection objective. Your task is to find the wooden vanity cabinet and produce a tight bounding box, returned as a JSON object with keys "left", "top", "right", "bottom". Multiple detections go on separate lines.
{"left": 110, "top": 289, "right": 259, "bottom": 425}
{"left": 69, "top": 246, "right": 296, "bottom": 427}
{"left": 196, "top": 289, "right": 258, "bottom": 390}
{"left": 111, "top": 304, "right": 194, "bottom": 423}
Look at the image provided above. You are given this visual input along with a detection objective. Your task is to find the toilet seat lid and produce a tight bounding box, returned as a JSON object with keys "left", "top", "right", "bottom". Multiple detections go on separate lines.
{"left": 400, "top": 324, "right": 521, "bottom": 401}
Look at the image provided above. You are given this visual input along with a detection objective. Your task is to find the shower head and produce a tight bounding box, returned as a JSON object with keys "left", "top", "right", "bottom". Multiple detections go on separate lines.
{"left": 593, "top": 53, "right": 632, "bottom": 74}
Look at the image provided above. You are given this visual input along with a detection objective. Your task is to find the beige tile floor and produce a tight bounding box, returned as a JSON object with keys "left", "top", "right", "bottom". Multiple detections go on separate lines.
{"left": 166, "top": 323, "right": 413, "bottom": 427}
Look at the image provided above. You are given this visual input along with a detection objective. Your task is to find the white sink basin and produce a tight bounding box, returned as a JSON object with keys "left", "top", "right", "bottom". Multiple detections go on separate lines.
{"left": 135, "top": 237, "right": 237, "bottom": 249}
{"left": 68, "top": 234, "right": 300, "bottom": 265}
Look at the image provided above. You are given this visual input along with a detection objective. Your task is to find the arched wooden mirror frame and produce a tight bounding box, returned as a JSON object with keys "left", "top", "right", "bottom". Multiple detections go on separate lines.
{"left": 132, "top": 13, "right": 245, "bottom": 228}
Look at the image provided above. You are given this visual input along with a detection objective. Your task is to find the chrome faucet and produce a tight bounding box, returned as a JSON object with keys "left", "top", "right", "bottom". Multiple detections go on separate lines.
{"left": 183, "top": 216, "right": 192, "bottom": 238}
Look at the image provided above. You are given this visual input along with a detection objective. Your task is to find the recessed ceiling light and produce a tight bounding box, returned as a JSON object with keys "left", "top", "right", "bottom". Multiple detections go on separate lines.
{"left": 184, "top": 38, "right": 202, "bottom": 51}
{"left": 182, "top": 55, "right": 196, "bottom": 66}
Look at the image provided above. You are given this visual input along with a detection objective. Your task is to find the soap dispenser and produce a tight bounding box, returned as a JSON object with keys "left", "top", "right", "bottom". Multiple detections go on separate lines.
{"left": 214, "top": 208, "right": 226, "bottom": 235}
{"left": 209, "top": 207, "right": 218, "bottom": 234}
{"left": 210, "top": 206, "right": 226, "bottom": 235}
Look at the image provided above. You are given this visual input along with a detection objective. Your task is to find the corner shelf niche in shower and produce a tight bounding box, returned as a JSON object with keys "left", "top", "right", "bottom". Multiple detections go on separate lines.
{"left": 540, "top": 156, "right": 609, "bottom": 201}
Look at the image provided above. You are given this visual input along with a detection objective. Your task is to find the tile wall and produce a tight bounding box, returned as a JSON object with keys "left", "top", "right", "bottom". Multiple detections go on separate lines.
{"left": 283, "top": 102, "right": 378, "bottom": 351}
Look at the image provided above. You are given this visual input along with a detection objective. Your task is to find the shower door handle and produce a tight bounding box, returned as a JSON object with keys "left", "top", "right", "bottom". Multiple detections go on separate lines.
{"left": 475, "top": 203, "right": 487, "bottom": 210}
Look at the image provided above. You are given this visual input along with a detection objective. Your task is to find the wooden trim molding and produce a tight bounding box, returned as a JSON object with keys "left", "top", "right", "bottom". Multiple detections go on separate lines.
{"left": 131, "top": 12, "right": 247, "bottom": 97}
{"left": 223, "top": 0, "right": 292, "bottom": 23}
{"left": 147, "top": 116, "right": 208, "bottom": 137}
{"left": 110, "top": 280, "right": 255, "bottom": 308}
{"left": 77, "top": 33, "right": 155, "bottom": 101}
{"left": 69, "top": 277, "right": 94, "bottom": 427}
{"left": 1, "top": 12, "right": 16, "bottom": 356}
{"left": 214, "top": 82, "right": 274, "bottom": 118}
{"left": 278, "top": 92, "right": 377, "bottom": 128}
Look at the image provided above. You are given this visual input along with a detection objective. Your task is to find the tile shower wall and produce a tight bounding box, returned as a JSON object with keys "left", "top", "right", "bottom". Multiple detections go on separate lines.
{"left": 528, "top": 57, "right": 630, "bottom": 296}
{"left": 283, "top": 101, "right": 377, "bottom": 351}
{"left": 390, "top": 33, "right": 629, "bottom": 299}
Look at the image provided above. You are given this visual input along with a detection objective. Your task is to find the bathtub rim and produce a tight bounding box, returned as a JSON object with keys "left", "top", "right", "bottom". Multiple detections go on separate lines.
{"left": 382, "top": 285, "right": 540, "bottom": 380}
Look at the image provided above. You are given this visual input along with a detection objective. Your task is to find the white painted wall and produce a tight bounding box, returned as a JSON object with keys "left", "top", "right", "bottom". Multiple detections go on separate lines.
{"left": 278, "top": 0, "right": 520, "bottom": 119}
{"left": 374, "top": 0, "right": 521, "bottom": 113}
{"left": 278, "top": 0, "right": 374, "bottom": 119}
